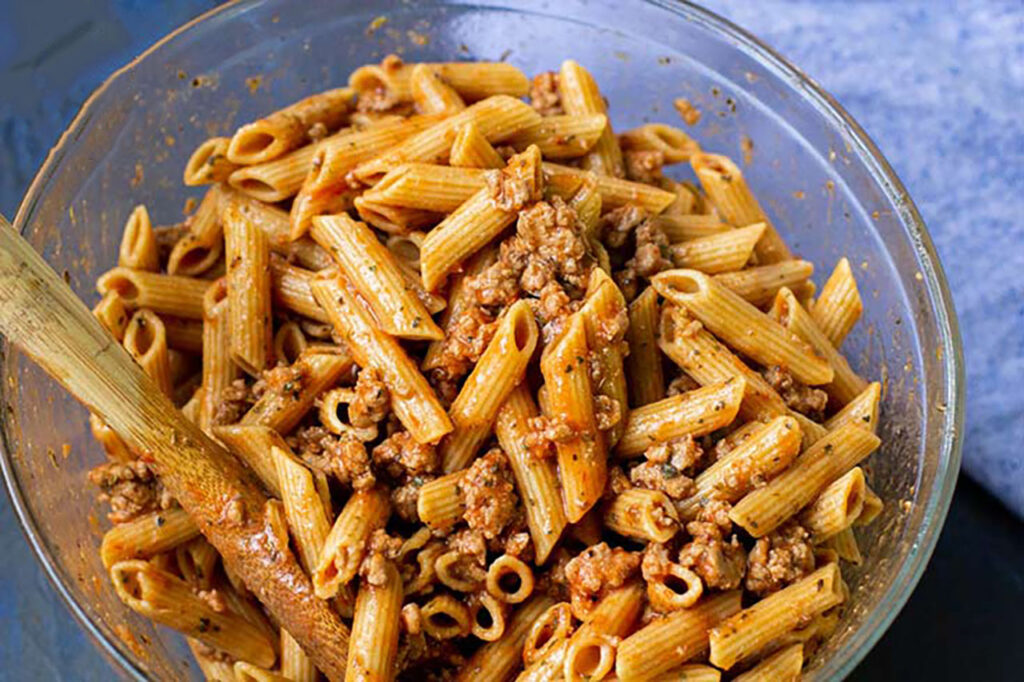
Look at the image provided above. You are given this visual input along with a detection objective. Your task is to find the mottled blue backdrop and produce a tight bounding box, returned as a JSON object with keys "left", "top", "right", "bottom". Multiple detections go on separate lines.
{"left": 0, "top": 0, "right": 1021, "bottom": 680}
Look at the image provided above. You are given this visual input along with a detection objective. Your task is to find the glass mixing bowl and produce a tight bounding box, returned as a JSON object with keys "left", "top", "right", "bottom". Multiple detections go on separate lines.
{"left": 1, "top": 0, "right": 963, "bottom": 679}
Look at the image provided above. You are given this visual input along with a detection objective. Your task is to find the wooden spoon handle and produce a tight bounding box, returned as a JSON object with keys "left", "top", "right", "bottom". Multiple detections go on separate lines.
{"left": 0, "top": 216, "right": 349, "bottom": 680}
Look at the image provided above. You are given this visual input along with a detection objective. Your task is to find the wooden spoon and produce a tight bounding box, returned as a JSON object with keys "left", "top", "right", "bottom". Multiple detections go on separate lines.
{"left": 0, "top": 215, "right": 349, "bottom": 680}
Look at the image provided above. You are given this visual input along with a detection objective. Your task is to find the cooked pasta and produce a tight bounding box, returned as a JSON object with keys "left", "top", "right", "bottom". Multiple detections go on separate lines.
{"left": 78, "top": 56, "right": 888, "bottom": 682}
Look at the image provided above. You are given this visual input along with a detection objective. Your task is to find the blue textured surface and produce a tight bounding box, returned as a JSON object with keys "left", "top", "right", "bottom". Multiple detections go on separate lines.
{"left": 0, "top": 1, "right": 1021, "bottom": 680}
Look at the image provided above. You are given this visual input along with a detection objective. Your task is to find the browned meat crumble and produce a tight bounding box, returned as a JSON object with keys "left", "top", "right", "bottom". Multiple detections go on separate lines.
{"left": 678, "top": 501, "right": 747, "bottom": 591}
{"left": 564, "top": 542, "right": 641, "bottom": 619}
{"left": 762, "top": 365, "right": 829, "bottom": 421}
{"left": 461, "top": 448, "right": 518, "bottom": 540}
{"left": 529, "top": 71, "right": 563, "bottom": 116}
{"left": 88, "top": 460, "right": 173, "bottom": 523}
{"left": 745, "top": 521, "right": 816, "bottom": 596}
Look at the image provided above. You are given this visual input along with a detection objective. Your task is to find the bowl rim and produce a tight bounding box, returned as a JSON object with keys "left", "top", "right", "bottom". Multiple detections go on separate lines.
{"left": 2, "top": 0, "right": 964, "bottom": 679}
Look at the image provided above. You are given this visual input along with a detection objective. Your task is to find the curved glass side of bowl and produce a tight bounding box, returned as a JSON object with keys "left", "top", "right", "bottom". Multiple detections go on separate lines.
{"left": 2, "top": 1, "right": 962, "bottom": 679}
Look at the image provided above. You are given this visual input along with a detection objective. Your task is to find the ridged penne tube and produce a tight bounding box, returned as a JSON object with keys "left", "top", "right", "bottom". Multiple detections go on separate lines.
{"left": 269, "top": 257, "right": 329, "bottom": 323}
{"left": 167, "top": 185, "right": 225, "bottom": 277}
{"left": 713, "top": 260, "right": 815, "bottom": 307}
{"left": 811, "top": 257, "right": 863, "bottom": 347}
{"left": 90, "top": 413, "right": 132, "bottom": 462}
{"left": 521, "top": 582, "right": 644, "bottom": 682}
{"left": 522, "top": 602, "right": 574, "bottom": 666}
{"left": 457, "top": 595, "right": 555, "bottom": 682}
{"left": 346, "top": 560, "right": 403, "bottom": 682}
{"left": 272, "top": 445, "right": 331, "bottom": 573}
{"left": 651, "top": 664, "right": 722, "bottom": 682}
{"left": 227, "top": 87, "right": 353, "bottom": 165}
{"left": 615, "top": 378, "right": 744, "bottom": 458}
{"left": 181, "top": 387, "right": 204, "bottom": 424}
{"left": 827, "top": 381, "right": 881, "bottom": 433}
{"left": 495, "top": 385, "right": 568, "bottom": 564}
{"left": 411, "top": 63, "right": 468, "bottom": 115}
{"left": 709, "top": 564, "right": 844, "bottom": 670}
{"left": 485, "top": 554, "right": 535, "bottom": 604}
{"left": 290, "top": 116, "right": 441, "bottom": 238}
{"left": 220, "top": 190, "right": 332, "bottom": 270}
{"left": 160, "top": 315, "right": 204, "bottom": 354}
{"left": 657, "top": 306, "right": 790, "bottom": 422}
{"left": 224, "top": 203, "right": 273, "bottom": 374}
{"left": 625, "top": 287, "right": 665, "bottom": 406}
{"left": 539, "top": 315, "right": 606, "bottom": 523}
{"left": 118, "top": 205, "right": 159, "bottom": 271}
{"left": 361, "top": 164, "right": 490, "bottom": 213}
{"left": 828, "top": 527, "right": 863, "bottom": 564}
{"left": 184, "top": 137, "right": 238, "bottom": 185}
{"left": 729, "top": 423, "right": 881, "bottom": 537}
{"left": 386, "top": 231, "right": 427, "bottom": 271}
{"left": 421, "top": 145, "right": 541, "bottom": 291}
{"left": 228, "top": 141, "right": 320, "bottom": 202}
{"left": 311, "top": 276, "right": 453, "bottom": 443}
{"left": 690, "top": 152, "right": 792, "bottom": 264}
{"left": 733, "top": 643, "right": 803, "bottom": 682}
{"left": 668, "top": 223, "right": 765, "bottom": 274}
{"left": 559, "top": 60, "right": 624, "bottom": 177}
{"left": 234, "top": 662, "right": 290, "bottom": 682}
{"left": 175, "top": 537, "right": 218, "bottom": 590}
{"left": 441, "top": 300, "right": 538, "bottom": 472}
{"left": 450, "top": 121, "right": 505, "bottom": 168}
{"left": 273, "top": 321, "right": 308, "bottom": 366}
{"left": 857, "top": 484, "right": 884, "bottom": 526}
{"left": 93, "top": 290, "right": 130, "bottom": 341}
{"left": 123, "top": 309, "right": 173, "bottom": 396}
{"left": 187, "top": 638, "right": 236, "bottom": 682}
{"left": 199, "top": 283, "right": 240, "bottom": 432}
{"left": 100, "top": 507, "right": 200, "bottom": 569}
{"left": 240, "top": 349, "right": 354, "bottom": 433}
{"left": 353, "top": 95, "right": 540, "bottom": 183}
{"left": 470, "top": 592, "right": 508, "bottom": 642}
{"left": 97, "top": 267, "right": 209, "bottom": 319}
{"left": 349, "top": 59, "right": 529, "bottom": 107}
{"left": 351, "top": 197, "right": 437, "bottom": 235}
{"left": 646, "top": 563, "right": 704, "bottom": 612}
{"left": 313, "top": 488, "right": 391, "bottom": 598}
{"left": 506, "top": 113, "right": 608, "bottom": 159}
{"left": 615, "top": 590, "right": 742, "bottom": 681}
{"left": 653, "top": 213, "right": 731, "bottom": 242}
{"left": 110, "top": 560, "right": 276, "bottom": 667}
{"left": 800, "top": 467, "right": 866, "bottom": 541}
{"left": 563, "top": 632, "right": 618, "bottom": 682}
{"left": 770, "top": 287, "right": 868, "bottom": 405}
{"left": 604, "top": 487, "right": 680, "bottom": 543}
{"left": 213, "top": 424, "right": 288, "bottom": 496}
{"left": 417, "top": 470, "right": 465, "bottom": 532}
{"left": 578, "top": 268, "right": 629, "bottom": 446}
{"left": 569, "top": 175, "right": 610, "bottom": 272}
{"left": 543, "top": 162, "right": 676, "bottom": 213}
{"left": 421, "top": 593, "right": 473, "bottom": 639}
{"left": 620, "top": 123, "right": 701, "bottom": 164}
{"left": 311, "top": 213, "right": 442, "bottom": 340}
{"left": 676, "top": 416, "right": 802, "bottom": 520}
{"left": 652, "top": 270, "right": 833, "bottom": 386}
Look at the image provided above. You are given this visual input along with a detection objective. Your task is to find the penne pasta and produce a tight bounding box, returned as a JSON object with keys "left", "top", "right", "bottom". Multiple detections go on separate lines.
{"left": 625, "top": 286, "right": 665, "bottom": 406}
{"left": 123, "top": 309, "right": 173, "bottom": 396}
{"left": 543, "top": 162, "right": 676, "bottom": 213}
{"left": 311, "top": 213, "right": 442, "bottom": 340}
{"left": 653, "top": 213, "right": 731, "bottom": 242}
{"left": 713, "top": 259, "right": 815, "bottom": 307}
{"left": 417, "top": 471, "right": 466, "bottom": 532}
{"left": 539, "top": 314, "right": 606, "bottom": 523}
{"left": 559, "top": 60, "right": 624, "bottom": 177}
{"left": 441, "top": 300, "right": 538, "bottom": 473}
{"left": 184, "top": 137, "right": 239, "bottom": 186}
{"left": 495, "top": 384, "right": 568, "bottom": 564}
{"left": 311, "top": 275, "right": 452, "bottom": 444}
{"left": 653, "top": 269, "right": 834, "bottom": 386}
{"left": 313, "top": 488, "right": 391, "bottom": 598}
{"left": 577, "top": 268, "right": 630, "bottom": 446}
{"left": 732, "top": 643, "right": 804, "bottom": 682}
{"left": 346, "top": 559, "right": 403, "bottom": 682}
{"left": 349, "top": 58, "right": 529, "bottom": 107}
{"left": 271, "top": 444, "right": 331, "bottom": 573}
{"left": 93, "top": 290, "right": 130, "bottom": 342}
{"left": 826, "top": 381, "right": 881, "bottom": 433}
{"left": 603, "top": 487, "right": 680, "bottom": 543}
{"left": 690, "top": 152, "right": 792, "bottom": 263}
{"left": 730, "top": 423, "right": 881, "bottom": 536}
{"left": 199, "top": 281, "right": 240, "bottom": 432}
{"left": 118, "top": 205, "right": 160, "bottom": 272}
{"left": 506, "top": 113, "right": 608, "bottom": 159}
{"left": 97, "top": 267, "right": 209, "bottom": 320}
{"left": 100, "top": 508, "right": 200, "bottom": 569}
{"left": 410, "top": 63, "right": 467, "bottom": 115}
{"left": 620, "top": 123, "right": 701, "bottom": 164}
{"left": 615, "top": 378, "right": 745, "bottom": 458}
{"left": 668, "top": 223, "right": 766, "bottom": 274}
{"left": 800, "top": 466, "right": 867, "bottom": 541}
{"left": 811, "top": 257, "right": 863, "bottom": 348}
{"left": 456, "top": 595, "right": 555, "bottom": 682}
{"left": 450, "top": 121, "right": 506, "bottom": 169}
{"left": 223, "top": 202, "right": 274, "bottom": 374}
{"left": 709, "top": 564, "right": 844, "bottom": 670}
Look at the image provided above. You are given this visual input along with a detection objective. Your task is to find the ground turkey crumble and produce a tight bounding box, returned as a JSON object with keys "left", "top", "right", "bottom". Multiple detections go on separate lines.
{"left": 486, "top": 148, "right": 543, "bottom": 212}
{"left": 287, "top": 426, "right": 375, "bottom": 490}
{"left": 461, "top": 448, "right": 518, "bottom": 540}
{"left": 599, "top": 205, "right": 672, "bottom": 302}
{"left": 564, "top": 542, "right": 641, "bottom": 620}
{"left": 88, "top": 460, "right": 173, "bottom": 523}
{"left": 211, "top": 379, "right": 255, "bottom": 426}
{"left": 373, "top": 431, "right": 439, "bottom": 479}
{"left": 762, "top": 365, "right": 829, "bottom": 422}
{"left": 529, "top": 71, "right": 563, "bottom": 116}
{"left": 349, "top": 367, "right": 390, "bottom": 428}
{"left": 745, "top": 521, "right": 816, "bottom": 596}
{"left": 677, "top": 500, "right": 747, "bottom": 591}
{"left": 623, "top": 149, "right": 666, "bottom": 185}
{"left": 630, "top": 434, "right": 704, "bottom": 500}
